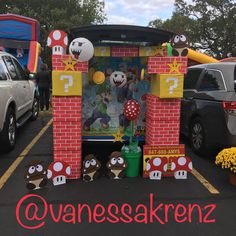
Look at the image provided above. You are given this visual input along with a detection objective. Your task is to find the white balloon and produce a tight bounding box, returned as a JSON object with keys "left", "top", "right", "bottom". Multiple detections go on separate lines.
{"left": 69, "top": 37, "right": 94, "bottom": 62}
{"left": 110, "top": 71, "right": 127, "bottom": 88}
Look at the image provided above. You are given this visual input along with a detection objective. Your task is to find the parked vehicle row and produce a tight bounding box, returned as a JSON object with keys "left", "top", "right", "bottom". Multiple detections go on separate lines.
{"left": 0, "top": 52, "right": 39, "bottom": 151}
{"left": 180, "top": 62, "right": 236, "bottom": 155}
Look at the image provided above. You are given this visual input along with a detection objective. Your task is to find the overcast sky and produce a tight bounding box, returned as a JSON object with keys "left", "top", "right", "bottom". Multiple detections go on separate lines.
{"left": 104, "top": 0, "right": 177, "bottom": 26}
{"left": 104, "top": 0, "right": 194, "bottom": 26}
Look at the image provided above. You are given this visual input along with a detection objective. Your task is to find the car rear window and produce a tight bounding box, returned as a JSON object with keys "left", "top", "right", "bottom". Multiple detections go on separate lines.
{"left": 184, "top": 68, "right": 203, "bottom": 89}
{"left": 199, "top": 69, "right": 225, "bottom": 91}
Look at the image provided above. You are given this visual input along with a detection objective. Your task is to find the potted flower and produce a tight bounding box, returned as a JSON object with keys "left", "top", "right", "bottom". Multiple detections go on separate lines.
{"left": 215, "top": 147, "right": 236, "bottom": 186}
{"left": 121, "top": 99, "right": 142, "bottom": 177}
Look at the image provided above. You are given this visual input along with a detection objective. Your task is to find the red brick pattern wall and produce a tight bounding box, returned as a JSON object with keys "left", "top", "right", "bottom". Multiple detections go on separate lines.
{"left": 145, "top": 94, "right": 180, "bottom": 146}
{"left": 163, "top": 47, "right": 168, "bottom": 57}
{"left": 147, "top": 56, "right": 187, "bottom": 74}
{"left": 52, "top": 96, "right": 82, "bottom": 178}
{"left": 52, "top": 55, "right": 88, "bottom": 72}
{"left": 111, "top": 47, "right": 139, "bottom": 57}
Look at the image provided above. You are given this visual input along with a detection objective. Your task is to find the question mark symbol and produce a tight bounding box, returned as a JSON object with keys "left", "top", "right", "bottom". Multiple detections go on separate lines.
{"left": 166, "top": 77, "right": 178, "bottom": 94}
{"left": 100, "top": 47, "right": 106, "bottom": 56}
{"left": 60, "top": 75, "right": 73, "bottom": 92}
{"left": 145, "top": 47, "right": 152, "bottom": 56}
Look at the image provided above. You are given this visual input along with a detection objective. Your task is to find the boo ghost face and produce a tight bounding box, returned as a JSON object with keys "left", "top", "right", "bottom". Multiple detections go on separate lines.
{"left": 110, "top": 71, "right": 127, "bottom": 88}
{"left": 69, "top": 37, "right": 94, "bottom": 62}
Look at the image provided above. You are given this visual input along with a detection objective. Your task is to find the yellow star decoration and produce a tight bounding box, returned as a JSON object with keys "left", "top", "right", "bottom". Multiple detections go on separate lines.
{"left": 168, "top": 59, "right": 182, "bottom": 74}
{"left": 154, "top": 45, "right": 164, "bottom": 56}
{"left": 62, "top": 56, "right": 77, "bottom": 71}
{"left": 112, "top": 128, "right": 124, "bottom": 143}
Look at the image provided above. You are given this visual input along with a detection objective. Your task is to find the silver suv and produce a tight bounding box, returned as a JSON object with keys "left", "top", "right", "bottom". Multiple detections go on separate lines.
{"left": 0, "top": 52, "right": 39, "bottom": 151}
{"left": 181, "top": 62, "right": 236, "bottom": 155}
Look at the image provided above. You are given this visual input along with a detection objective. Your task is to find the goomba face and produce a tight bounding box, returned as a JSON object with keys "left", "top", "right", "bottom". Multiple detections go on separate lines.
{"left": 83, "top": 154, "right": 101, "bottom": 174}
{"left": 171, "top": 34, "right": 188, "bottom": 48}
{"left": 110, "top": 71, "right": 127, "bottom": 88}
{"left": 106, "top": 151, "right": 127, "bottom": 170}
{"left": 69, "top": 37, "right": 94, "bottom": 62}
{"left": 25, "top": 161, "right": 47, "bottom": 181}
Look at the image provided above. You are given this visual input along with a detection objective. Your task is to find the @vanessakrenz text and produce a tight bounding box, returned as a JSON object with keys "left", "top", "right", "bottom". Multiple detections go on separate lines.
{"left": 16, "top": 193, "right": 216, "bottom": 229}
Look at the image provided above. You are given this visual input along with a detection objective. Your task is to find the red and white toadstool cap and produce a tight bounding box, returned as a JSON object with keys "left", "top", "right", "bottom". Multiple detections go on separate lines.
{"left": 47, "top": 161, "right": 71, "bottom": 179}
{"left": 47, "top": 30, "right": 68, "bottom": 48}
{"left": 123, "top": 99, "right": 141, "bottom": 121}
{"left": 170, "top": 156, "right": 193, "bottom": 172}
{"left": 145, "top": 156, "right": 168, "bottom": 173}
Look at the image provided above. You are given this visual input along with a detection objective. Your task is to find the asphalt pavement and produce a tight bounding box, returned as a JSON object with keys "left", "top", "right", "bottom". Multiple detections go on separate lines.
{"left": 0, "top": 112, "right": 235, "bottom": 236}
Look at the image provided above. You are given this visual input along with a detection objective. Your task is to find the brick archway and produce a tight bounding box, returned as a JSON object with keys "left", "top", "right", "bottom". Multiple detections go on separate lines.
{"left": 50, "top": 41, "right": 187, "bottom": 179}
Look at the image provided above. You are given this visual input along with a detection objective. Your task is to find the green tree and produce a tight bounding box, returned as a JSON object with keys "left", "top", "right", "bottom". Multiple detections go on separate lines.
{"left": 149, "top": 0, "right": 236, "bottom": 59}
{"left": 0, "top": 0, "right": 106, "bottom": 64}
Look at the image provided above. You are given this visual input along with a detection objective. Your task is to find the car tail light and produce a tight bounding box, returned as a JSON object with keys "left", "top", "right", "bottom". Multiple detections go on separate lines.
{"left": 223, "top": 101, "right": 236, "bottom": 113}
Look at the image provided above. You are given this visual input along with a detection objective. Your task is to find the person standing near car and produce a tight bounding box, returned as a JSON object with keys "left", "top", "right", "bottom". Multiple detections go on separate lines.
{"left": 35, "top": 63, "right": 51, "bottom": 111}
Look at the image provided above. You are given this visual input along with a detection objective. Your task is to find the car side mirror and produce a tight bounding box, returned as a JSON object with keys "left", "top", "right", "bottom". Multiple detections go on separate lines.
{"left": 28, "top": 73, "right": 35, "bottom": 80}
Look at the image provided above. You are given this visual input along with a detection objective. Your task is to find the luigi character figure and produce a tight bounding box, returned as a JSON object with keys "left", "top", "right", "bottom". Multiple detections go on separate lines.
{"left": 84, "top": 84, "right": 112, "bottom": 131}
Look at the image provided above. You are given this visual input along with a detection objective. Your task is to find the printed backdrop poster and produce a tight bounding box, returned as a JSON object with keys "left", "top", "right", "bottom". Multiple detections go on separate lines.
{"left": 82, "top": 57, "right": 150, "bottom": 140}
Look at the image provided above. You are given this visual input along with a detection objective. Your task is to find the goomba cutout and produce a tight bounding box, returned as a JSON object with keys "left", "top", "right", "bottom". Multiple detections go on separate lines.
{"left": 25, "top": 160, "right": 47, "bottom": 190}
{"left": 170, "top": 33, "right": 188, "bottom": 56}
{"left": 110, "top": 71, "right": 127, "bottom": 88}
{"left": 69, "top": 37, "right": 94, "bottom": 62}
{"left": 106, "top": 151, "right": 127, "bottom": 179}
{"left": 83, "top": 154, "right": 101, "bottom": 182}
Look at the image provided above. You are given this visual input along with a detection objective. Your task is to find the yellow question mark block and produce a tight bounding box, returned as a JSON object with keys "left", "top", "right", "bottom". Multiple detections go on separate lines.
{"left": 52, "top": 71, "right": 82, "bottom": 96}
{"left": 151, "top": 74, "right": 184, "bottom": 98}
{"left": 94, "top": 46, "right": 110, "bottom": 56}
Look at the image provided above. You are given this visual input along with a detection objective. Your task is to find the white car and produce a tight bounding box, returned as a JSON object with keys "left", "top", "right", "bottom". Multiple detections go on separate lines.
{"left": 0, "top": 52, "right": 39, "bottom": 151}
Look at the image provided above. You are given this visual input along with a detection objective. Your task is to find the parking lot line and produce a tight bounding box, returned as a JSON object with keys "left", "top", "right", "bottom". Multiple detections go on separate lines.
{"left": 192, "top": 168, "right": 220, "bottom": 194}
{"left": 0, "top": 118, "right": 53, "bottom": 190}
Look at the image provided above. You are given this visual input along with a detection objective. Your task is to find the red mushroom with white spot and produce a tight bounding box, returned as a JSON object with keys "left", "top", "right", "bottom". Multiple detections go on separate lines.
{"left": 170, "top": 156, "right": 193, "bottom": 179}
{"left": 144, "top": 157, "right": 168, "bottom": 180}
{"left": 47, "top": 30, "right": 68, "bottom": 55}
{"left": 47, "top": 161, "right": 71, "bottom": 186}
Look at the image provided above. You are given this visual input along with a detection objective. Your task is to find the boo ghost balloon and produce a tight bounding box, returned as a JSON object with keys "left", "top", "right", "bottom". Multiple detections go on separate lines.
{"left": 69, "top": 37, "right": 94, "bottom": 62}
{"left": 110, "top": 71, "right": 127, "bottom": 88}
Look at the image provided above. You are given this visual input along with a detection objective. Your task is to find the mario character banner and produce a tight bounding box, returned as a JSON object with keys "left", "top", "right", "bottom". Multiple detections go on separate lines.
{"left": 82, "top": 57, "right": 150, "bottom": 140}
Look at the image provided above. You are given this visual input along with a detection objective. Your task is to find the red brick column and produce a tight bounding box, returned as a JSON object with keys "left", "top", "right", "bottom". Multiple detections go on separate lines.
{"left": 52, "top": 55, "right": 88, "bottom": 179}
{"left": 52, "top": 55, "right": 88, "bottom": 71}
{"left": 146, "top": 94, "right": 180, "bottom": 146}
{"left": 147, "top": 56, "right": 187, "bottom": 74}
{"left": 52, "top": 97, "right": 82, "bottom": 178}
{"left": 145, "top": 56, "right": 187, "bottom": 147}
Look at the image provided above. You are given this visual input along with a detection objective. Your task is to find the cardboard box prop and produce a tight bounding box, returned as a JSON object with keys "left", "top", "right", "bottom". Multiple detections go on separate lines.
{"left": 143, "top": 145, "right": 193, "bottom": 180}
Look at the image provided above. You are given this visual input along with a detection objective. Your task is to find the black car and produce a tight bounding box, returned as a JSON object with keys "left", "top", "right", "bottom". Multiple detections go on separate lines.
{"left": 180, "top": 62, "right": 236, "bottom": 155}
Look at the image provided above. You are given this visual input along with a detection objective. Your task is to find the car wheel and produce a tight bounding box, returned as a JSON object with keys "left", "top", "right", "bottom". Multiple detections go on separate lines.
{"left": 30, "top": 97, "right": 39, "bottom": 121}
{"left": 0, "top": 108, "right": 16, "bottom": 151}
{"left": 190, "top": 117, "right": 206, "bottom": 155}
